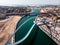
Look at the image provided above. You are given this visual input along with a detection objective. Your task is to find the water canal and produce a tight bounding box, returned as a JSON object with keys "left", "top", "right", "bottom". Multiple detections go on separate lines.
{"left": 15, "top": 9, "right": 57, "bottom": 45}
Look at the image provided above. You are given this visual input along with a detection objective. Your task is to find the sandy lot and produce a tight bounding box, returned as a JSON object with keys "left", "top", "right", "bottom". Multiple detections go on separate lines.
{"left": 0, "top": 16, "right": 22, "bottom": 45}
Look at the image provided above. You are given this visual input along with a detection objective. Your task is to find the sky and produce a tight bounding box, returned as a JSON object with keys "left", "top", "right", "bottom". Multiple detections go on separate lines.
{"left": 0, "top": 0, "right": 60, "bottom": 6}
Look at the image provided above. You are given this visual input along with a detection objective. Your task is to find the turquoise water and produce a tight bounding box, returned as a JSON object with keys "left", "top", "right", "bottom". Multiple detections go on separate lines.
{"left": 30, "top": 8, "right": 40, "bottom": 16}
{"left": 15, "top": 9, "right": 57, "bottom": 45}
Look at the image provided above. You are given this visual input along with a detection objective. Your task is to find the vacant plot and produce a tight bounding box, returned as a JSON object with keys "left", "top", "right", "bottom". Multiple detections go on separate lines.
{"left": 0, "top": 16, "right": 22, "bottom": 45}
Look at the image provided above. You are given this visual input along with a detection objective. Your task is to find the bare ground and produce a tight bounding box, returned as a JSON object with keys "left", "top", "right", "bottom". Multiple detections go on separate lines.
{"left": 0, "top": 16, "right": 22, "bottom": 45}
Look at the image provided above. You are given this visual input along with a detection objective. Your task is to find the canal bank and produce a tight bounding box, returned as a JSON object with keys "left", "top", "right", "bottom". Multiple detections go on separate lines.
{"left": 5, "top": 8, "right": 57, "bottom": 45}
{"left": 15, "top": 15, "right": 57, "bottom": 45}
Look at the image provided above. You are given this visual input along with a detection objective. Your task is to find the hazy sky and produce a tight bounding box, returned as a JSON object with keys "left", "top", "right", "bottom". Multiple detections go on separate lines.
{"left": 0, "top": 0, "right": 60, "bottom": 6}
